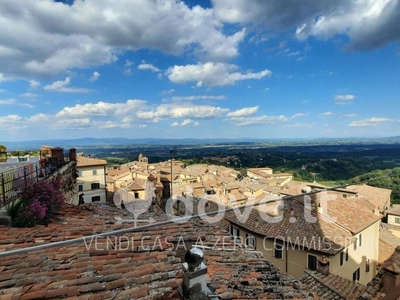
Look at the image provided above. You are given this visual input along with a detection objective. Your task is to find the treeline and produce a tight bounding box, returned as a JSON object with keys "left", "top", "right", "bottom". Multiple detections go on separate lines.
{"left": 350, "top": 168, "right": 400, "bottom": 204}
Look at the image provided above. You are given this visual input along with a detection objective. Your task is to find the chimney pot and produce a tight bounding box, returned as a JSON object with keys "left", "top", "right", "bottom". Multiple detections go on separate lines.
{"left": 181, "top": 248, "right": 208, "bottom": 299}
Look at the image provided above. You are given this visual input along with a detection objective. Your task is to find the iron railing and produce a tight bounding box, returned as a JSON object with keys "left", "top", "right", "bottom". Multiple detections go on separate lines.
{"left": 0, "top": 152, "right": 69, "bottom": 207}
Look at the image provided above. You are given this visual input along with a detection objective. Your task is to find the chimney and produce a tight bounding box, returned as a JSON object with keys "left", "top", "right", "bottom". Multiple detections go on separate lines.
{"left": 180, "top": 248, "right": 208, "bottom": 299}
{"left": 317, "top": 203, "right": 324, "bottom": 214}
{"left": 69, "top": 148, "right": 77, "bottom": 162}
{"left": 317, "top": 256, "right": 330, "bottom": 276}
{"left": 382, "top": 246, "right": 400, "bottom": 294}
{"left": 272, "top": 203, "right": 284, "bottom": 217}
{"left": 374, "top": 206, "right": 381, "bottom": 216}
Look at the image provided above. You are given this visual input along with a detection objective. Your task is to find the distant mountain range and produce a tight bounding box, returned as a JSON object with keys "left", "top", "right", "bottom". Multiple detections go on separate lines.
{"left": 2, "top": 136, "right": 400, "bottom": 150}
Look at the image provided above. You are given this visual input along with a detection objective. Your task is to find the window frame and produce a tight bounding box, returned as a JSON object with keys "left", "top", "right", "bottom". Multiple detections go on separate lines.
{"left": 92, "top": 170, "right": 98, "bottom": 175}
{"left": 91, "top": 196, "right": 101, "bottom": 202}
{"left": 366, "top": 259, "right": 370, "bottom": 273}
{"left": 245, "top": 233, "right": 256, "bottom": 250}
{"left": 230, "top": 225, "right": 241, "bottom": 243}
{"left": 395, "top": 217, "right": 400, "bottom": 224}
{"left": 307, "top": 254, "right": 318, "bottom": 271}
{"left": 78, "top": 184, "right": 83, "bottom": 192}
{"left": 274, "top": 242, "right": 283, "bottom": 259}
{"left": 353, "top": 268, "right": 360, "bottom": 281}
{"left": 91, "top": 182, "right": 100, "bottom": 190}
{"left": 340, "top": 248, "right": 349, "bottom": 266}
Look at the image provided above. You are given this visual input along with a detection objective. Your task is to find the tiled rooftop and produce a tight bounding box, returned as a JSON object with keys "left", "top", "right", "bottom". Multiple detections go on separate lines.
{"left": 0, "top": 202, "right": 322, "bottom": 300}
{"left": 76, "top": 156, "right": 107, "bottom": 167}
{"left": 301, "top": 270, "right": 385, "bottom": 300}
{"left": 385, "top": 204, "right": 400, "bottom": 216}
{"left": 346, "top": 184, "right": 392, "bottom": 211}
{"left": 225, "top": 197, "right": 354, "bottom": 254}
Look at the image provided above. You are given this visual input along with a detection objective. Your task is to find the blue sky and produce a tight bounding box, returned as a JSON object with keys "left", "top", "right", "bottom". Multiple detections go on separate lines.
{"left": 1, "top": 0, "right": 400, "bottom": 142}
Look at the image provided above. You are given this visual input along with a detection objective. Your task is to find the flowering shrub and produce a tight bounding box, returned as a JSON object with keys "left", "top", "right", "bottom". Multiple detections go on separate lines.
{"left": 7, "top": 179, "right": 65, "bottom": 227}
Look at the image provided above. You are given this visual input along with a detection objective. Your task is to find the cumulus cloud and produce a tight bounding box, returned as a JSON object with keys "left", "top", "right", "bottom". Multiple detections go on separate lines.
{"left": 56, "top": 99, "right": 148, "bottom": 118}
{"left": 171, "top": 119, "right": 200, "bottom": 127}
{"left": 227, "top": 106, "right": 259, "bottom": 117}
{"left": 0, "top": 0, "right": 245, "bottom": 78}
{"left": 19, "top": 93, "right": 38, "bottom": 98}
{"left": 291, "top": 113, "right": 306, "bottom": 119}
{"left": 322, "top": 111, "right": 333, "bottom": 116}
{"left": 139, "top": 103, "right": 230, "bottom": 120}
{"left": 138, "top": 63, "right": 160, "bottom": 72}
{"left": 229, "top": 115, "right": 288, "bottom": 126}
{"left": 284, "top": 123, "right": 314, "bottom": 128}
{"left": 161, "top": 89, "right": 175, "bottom": 95}
{"left": 89, "top": 71, "right": 100, "bottom": 82}
{"left": 171, "top": 95, "right": 226, "bottom": 101}
{"left": 167, "top": 62, "right": 271, "bottom": 86}
{"left": 341, "top": 113, "right": 357, "bottom": 118}
{"left": 335, "top": 94, "right": 355, "bottom": 104}
{"left": 44, "top": 77, "right": 93, "bottom": 93}
{"left": 349, "top": 117, "right": 393, "bottom": 127}
{"left": 0, "top": 98, "right": 33, "bottom": 108}
{"left": 213, "top": 0, "right": 400, "bottom": 51}
{"left": 29, "top": 80, "right": 40, "bottom": 89}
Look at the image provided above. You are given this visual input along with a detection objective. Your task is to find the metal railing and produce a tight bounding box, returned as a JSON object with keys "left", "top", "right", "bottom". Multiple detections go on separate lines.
{"left": 0, "top": 152, "right": 69, "bottom": 207}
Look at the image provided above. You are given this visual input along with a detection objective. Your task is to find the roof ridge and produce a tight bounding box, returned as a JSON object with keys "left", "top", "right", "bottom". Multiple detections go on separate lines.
{"left": 304, "top": 271, "right": 346, "bottom": 300}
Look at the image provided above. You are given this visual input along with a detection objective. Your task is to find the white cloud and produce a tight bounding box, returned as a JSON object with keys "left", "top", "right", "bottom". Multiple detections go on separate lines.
{"left": 44, "top": 77, "right": 93, "bottom": 93}
{"left": 0, "top": 114, "right": 28, "bottom": 131}
{"left": 139, "top": 103, "right": 230, "bottom": 120}
{"left": 349, "top": 117, "right": 393, "bottom": 127}
{"left": 89, "top": 71, "right": 100, "bottom": 82}
{"left": 167, "top": 62, "right": 271, "bottom": 87}
{"left": 229, "top": 115, "right": 288, "bottom": 126}
{"left": 171, "top": 119, "right": 200, "bottom": 127}
{"left": 125, "top": 60, "right": 134, "bottom": 67}
{"left": 0, "top": 98, "right": 33, "bottom": 108}
{"left": 335, "top": 94, "right": 355, "bottom": 104}
{"left": 0, "top": 0, "right": 245, "bottom": 78}
{"left": 29, "top": 80, "right": 40, "bottom": 89}
{"left": 322, "top": 111, "right": 333, "bottom": 116}
{"left": 56, "top": 99, "right": 148, "bottom": 118}
{"left": 138, "top": 63, "right": 160, "bottom": 72}
{"left": 19, "top": 93, "right": 38, "bottom": 98}
{"left": 227, "top": 106, "right": 259, "bottom": 117}
{"left": 213, "top": 0, "right": 400, "bottom": 51}
{"left": 291, "top": 113, "right": 306, "bottom": 119}
{"left": 161, "top": 89, "right": 175, "bottom": 95}
{"left": 171, "top": 95, "right": 226, "bottom": 101}
{"left": 341, "top": 113, "right": 357, "bottom": 118}
{"left": 284, "top": 123, "right": 314, "bottom": 128}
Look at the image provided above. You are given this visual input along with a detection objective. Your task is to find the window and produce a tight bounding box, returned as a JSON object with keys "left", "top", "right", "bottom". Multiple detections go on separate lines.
{"left": 340, "top": 248, "right": 349, "bottom": 266}
{"left": 134, "top": 192, "right": 139, "bottom": 198}
{"left": 92, "top": 170, "right": 97, "bottom": 175}
{"left": 245, "top": 234, "right": 256, "bottom": 250}
{"left": 308, "top": 254, "right": 318, "bottom": 270}
{"left": 230, "top": 226, "right": 241, "bottom": 243}
{"left": 353, "top": 268, "right": 360, "bottom": 281}
{"left": 92, "top": 196, "right": 100, "bottom": 202}
{"left": 78, "top": 184, "right": 83, "bottom": 192}
{"left": 359, "top": 234, "right": 362, "bottom": 247}
{"left": 274, "top": 243, "right": 283, "bottom": 259}
{"left": 354, "top": 234, "right": 362, "bottom": 250}
{"left": 354, "top": 237, "right": 358, "bottom": 251}
{"left": 366, "top": 259, "right": 370, "bottom": 273}
{"left": 395, "top": 217, "right": 400, "bottom": 224}
{"left": 91, "top": 183, "right": 100, "bottom": 190}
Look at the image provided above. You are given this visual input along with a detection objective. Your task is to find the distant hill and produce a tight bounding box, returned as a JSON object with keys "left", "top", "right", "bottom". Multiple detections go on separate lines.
{"left": 350, "top": 167, "right": 400, "bottom": 204}
{"left": 2, "top": 136, "right": 400, "bottom": 150}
